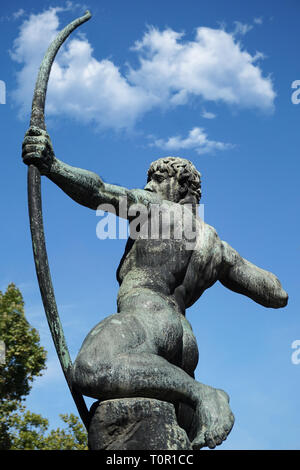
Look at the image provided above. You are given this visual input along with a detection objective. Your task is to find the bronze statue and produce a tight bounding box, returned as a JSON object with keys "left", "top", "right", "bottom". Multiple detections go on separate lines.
{"left": 22, "top": 127, "right": 288, "bottom": 449}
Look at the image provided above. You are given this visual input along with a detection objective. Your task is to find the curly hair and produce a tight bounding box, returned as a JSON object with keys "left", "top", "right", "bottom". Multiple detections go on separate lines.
{"left": 147, "top": 156, "right": 202, "bottom": 203}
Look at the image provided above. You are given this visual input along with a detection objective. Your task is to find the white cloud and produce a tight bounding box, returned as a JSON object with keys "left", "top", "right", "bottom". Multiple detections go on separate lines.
{"left": 11, "top": 8, "right": 275, "bottom": 131}
{"left": 0, "top": 9, "right": 25, "bottom": 22}
{"left": 254, "top": 17, "right": 263, "bottom": 25}
{"left": 11, "top": 8, "right": 153, "bottom": 129}
{"left": 233, "top": 21, "right": 253, "bottom": 36}
{"left": 150, "top": 127, "right": 234, "bottom": 155}
{"left": 128, "top": 26, "right": 275, "bottom": 113}
{"left": 201, "top": 109, "right": 216, "bottom": 119}
{"left": 12, "top": 9, "right": 25, "bottom": 20}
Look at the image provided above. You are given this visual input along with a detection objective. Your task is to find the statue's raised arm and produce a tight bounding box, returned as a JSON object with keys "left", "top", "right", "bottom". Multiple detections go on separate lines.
{"left": 22, "top": 126, "right": 153, "bottom": 215}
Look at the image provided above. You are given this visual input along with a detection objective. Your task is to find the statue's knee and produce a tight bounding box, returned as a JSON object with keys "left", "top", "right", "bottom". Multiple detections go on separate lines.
{"left": 72, "top": 354, "right": 114, "bottom": 399}
{"left": 182, "top": 329, "right": 199, "bottom": 376}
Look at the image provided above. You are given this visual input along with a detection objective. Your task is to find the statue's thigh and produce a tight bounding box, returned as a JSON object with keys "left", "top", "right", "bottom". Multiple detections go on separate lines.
{"left": 77, "top": 312, "right": 154, "bottom": 361}
{"left": 76, "top": 308, "right": 183, "bottom": 365}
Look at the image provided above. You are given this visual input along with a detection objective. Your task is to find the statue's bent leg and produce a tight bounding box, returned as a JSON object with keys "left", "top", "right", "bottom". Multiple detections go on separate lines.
{"left": 72, "top": 306, "right": 234, "bottom": 449}
{"left": 176, "top": 315, "right": 199, "bottom": 436}
{"left": 72, "top": 306, "right": 197, "bottom": 404}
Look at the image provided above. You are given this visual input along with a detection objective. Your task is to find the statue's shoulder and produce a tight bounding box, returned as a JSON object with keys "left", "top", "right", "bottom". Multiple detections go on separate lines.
{"left": 197, "top": 221, "right": 222, "bottom": 252}
{"left": 201, "top": 220, "right": 219, "bottom": 240}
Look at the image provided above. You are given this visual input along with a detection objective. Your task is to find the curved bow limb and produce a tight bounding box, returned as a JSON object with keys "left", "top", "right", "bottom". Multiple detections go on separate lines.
{"left": 27, "top": 11, "right": 92, "bottom": 430}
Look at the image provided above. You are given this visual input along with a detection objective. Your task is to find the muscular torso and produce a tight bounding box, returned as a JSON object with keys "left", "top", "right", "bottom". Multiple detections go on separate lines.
{"left": 117, "top": 197, "right": 223, "bottom": 314}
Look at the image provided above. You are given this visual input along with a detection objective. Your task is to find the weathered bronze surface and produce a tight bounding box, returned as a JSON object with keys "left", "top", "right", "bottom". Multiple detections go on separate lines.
{"left": 23, "top": 131, "right": 288, "bottom": 448}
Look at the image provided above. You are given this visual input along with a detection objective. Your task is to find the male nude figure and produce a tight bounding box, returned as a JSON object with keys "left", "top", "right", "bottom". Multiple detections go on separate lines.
{"left": 22, "top": 126, "right": 288, "bottom": 449}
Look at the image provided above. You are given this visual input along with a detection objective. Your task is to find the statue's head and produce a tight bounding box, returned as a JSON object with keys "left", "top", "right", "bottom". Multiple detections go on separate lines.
{"left": 145, "top": 156, "right": 201, "bottom": 204}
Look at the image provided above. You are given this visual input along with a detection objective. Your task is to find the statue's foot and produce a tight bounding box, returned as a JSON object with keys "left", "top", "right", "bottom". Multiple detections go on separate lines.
{"left": 192, "top": 385, "right": 235, "bottom": 449}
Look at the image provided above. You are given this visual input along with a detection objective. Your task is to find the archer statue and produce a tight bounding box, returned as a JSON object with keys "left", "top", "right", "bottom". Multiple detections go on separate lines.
{"left": 22, "top": 124, "right": 288, "bottom": 449}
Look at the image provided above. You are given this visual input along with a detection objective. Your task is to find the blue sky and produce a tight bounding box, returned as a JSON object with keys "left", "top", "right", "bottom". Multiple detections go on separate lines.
{"left": 0, "top": 0, "right": 299, "bottom": 450}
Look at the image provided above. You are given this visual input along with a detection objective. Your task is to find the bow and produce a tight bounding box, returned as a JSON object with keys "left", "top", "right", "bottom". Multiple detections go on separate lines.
{"left": 27, "top": 11, "right": 92, "bottom": 430}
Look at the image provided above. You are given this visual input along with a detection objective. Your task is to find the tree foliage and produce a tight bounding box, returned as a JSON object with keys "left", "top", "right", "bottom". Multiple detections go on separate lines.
{"left": 0, "top": 283, "right": 87, "bottom": 450}
{"left": 8, "top": 408, "right": 87, "bottom": 450}
{"left": 0, "top": 283, "right": 47, "bottom": 404}
{"left": 0, "top": 283, "right": 47, "bottom": 448}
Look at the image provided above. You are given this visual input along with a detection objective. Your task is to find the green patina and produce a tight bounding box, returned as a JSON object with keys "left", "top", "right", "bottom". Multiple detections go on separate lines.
{"left": 27, "top": 11, "right": 92, "bottom": 430}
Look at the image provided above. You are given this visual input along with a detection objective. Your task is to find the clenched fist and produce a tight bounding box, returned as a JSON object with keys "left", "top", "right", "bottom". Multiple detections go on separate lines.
{"left": 22, "top": 126, "right": 55, "bottom": 175}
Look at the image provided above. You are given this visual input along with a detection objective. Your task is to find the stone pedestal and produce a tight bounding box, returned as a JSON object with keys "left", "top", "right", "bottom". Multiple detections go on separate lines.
{"left": 88, "top": 397, "right": 192, "bottom": 450}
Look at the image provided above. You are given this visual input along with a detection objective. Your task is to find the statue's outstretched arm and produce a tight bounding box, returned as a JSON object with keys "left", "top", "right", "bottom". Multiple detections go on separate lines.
{"left": 219, "top": 241, "right": 288, "bottom": 308}
{"left": 46, "top": 157, "right": 135, "bottom": 212}
{"left": 22, "top": 126, "right": 150, "bottom": 215}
